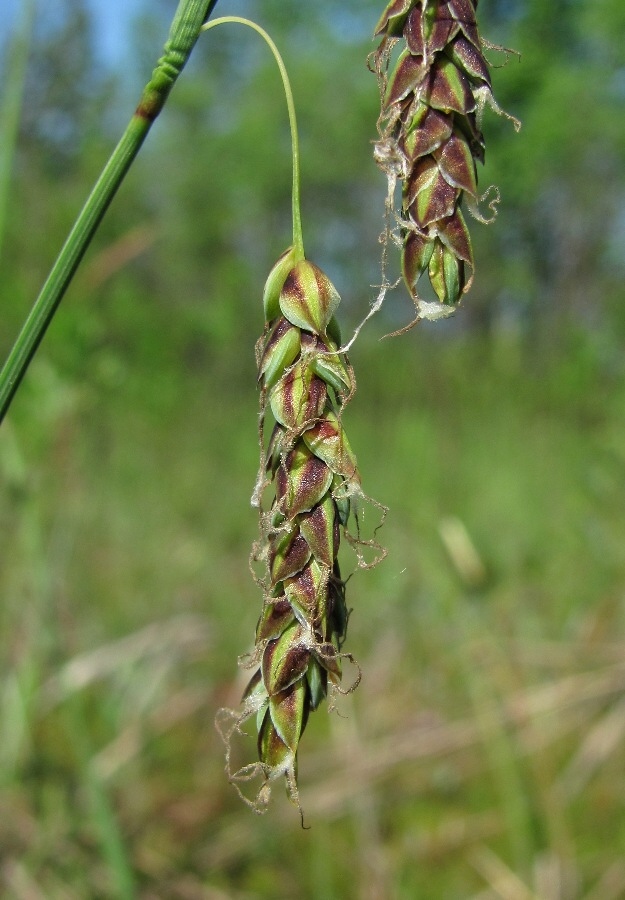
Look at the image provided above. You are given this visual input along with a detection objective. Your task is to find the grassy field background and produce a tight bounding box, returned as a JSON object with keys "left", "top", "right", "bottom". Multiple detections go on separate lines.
{"left": 2, "top": 0, "right": 625, "bottom": 897}
{"left": 4, "top": 329, "right": 625, "bottom": 898}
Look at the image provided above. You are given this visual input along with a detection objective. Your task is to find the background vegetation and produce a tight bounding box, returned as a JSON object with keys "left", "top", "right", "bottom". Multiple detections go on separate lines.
{"left": 2, "top": 0, "right": 625, "bottom": 896}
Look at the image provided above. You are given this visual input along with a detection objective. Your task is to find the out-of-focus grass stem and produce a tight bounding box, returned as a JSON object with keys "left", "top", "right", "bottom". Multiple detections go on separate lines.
{"left": 0, "top": 0, "right": 219, "bottom": 423}
{"left": 0, "top": 0, "right": 36, "bottom": 264}
{"left": 64, "top": 695, "right": 136, "bottom": 899}
{"left": 461, "top": 607, "right": 537, "bottom": 878}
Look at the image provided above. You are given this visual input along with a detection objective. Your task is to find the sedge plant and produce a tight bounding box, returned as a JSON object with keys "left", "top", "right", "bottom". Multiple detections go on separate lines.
{"left": 205, "top": 17, "right": 383, "bottom": 816}
{"left": 0, "top": 0, "right": 516, "bottom": 818}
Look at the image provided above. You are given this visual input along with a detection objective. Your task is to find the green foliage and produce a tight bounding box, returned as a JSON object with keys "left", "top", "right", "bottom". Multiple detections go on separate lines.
{"left": 4, "top": 331, "right": 625, "bottom": 895}
{"left": 2, "top": 0, "right": 625, "bottom": 895}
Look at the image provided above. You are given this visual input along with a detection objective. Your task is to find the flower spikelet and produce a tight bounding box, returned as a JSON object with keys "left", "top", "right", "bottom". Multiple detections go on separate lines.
{"left": 372, "top": 0, "right": 519, "bottom": 319}
{"left": 218, "top": 249, "right": 372, "bottom": 815}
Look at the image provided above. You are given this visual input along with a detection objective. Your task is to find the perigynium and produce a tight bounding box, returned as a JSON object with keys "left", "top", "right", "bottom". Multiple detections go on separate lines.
{"left": 217, "top": 249, "right": 383, "bottom": 815}
{"left": 372, "top": 0, "right": 519, "bottom": 320}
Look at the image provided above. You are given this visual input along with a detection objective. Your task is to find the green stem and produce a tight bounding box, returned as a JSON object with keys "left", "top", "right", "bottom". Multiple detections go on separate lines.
{"left": 202, "top": 16, "right": 305, "bottom": 261}
{"left": 0, "top": 0, "right": 220, "bottom": 423}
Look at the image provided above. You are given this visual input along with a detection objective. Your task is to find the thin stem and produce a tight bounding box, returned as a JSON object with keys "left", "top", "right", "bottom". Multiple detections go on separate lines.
{"left": 0, "top": 0, "right": 220, "bottom": 423}
{"left": 201, "top": 16, "right": 305, "bottom": 261}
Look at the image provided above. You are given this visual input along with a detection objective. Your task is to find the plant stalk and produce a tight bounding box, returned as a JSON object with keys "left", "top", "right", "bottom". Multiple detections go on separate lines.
{"left": 0, "top": 0, "right": 220, "bottom": 423}
{"left": 202, "top": 16, "right": 305, "bottom": 260}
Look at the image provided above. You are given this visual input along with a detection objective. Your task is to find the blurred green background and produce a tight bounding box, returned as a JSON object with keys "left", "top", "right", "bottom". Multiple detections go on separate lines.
{"left": 2, "top": 0, "right": 625, "bottom": 897}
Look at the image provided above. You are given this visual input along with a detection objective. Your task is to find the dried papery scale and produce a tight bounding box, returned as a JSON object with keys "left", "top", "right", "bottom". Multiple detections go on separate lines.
{"left": 372, "top": 0, "right": 519, "bottom": 319}
{"left": 218, "top": 249, "right": 376, "bottom": 814}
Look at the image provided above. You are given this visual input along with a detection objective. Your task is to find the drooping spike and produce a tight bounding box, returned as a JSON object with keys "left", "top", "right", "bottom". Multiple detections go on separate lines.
{"left": 222, "top": 253, "right": 366, "bottom": 813}
{"left": 373, "top": 0, "right": 518, "bottom": 318}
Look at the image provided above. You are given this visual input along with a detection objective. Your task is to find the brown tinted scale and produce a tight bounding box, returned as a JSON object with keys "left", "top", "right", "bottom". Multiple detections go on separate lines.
{"left": 258, "top": 712, "right": 291, "bottom": 766}
{"left": 277, "top": 448, "right": 333, "bottom": 518}
{"left": 404, "top": 7, "right": 425, "bottom": 55}
{"left": 285, "top": 562, "right": 319, "bottom": 610}
{"left": 263, "top": 635, "right": 310, "bottom": 695}
{"left": 402, "top": 231, "right": 435, "bottom": 285}
{"left": 438, "top": 210, "right": 473, "bottom": 262}
{"left": 449, "top": 35, "right": 491, "bottom": 86}
{"left": 404, "top": 155, "right": 437, "bottom": 205}
{"left": 401, "top": 106, "right": 453, "bottom": 160}
{"left": 282, "top": 269, "right": 308, "bottom": 318}
{"left": 415, "top": 172, "right": 457, "bottom": 226}
{"left": 256, "top": 597, "right": 296, "bottom": 644}
{"left": 309, "top": 417, "right": 339, "bottom": 443}
{"left": 261, "top": 317, "right": 296, "bottom": 364}
{"left": 278, "top": 368, "right": 327, "bottom": 430}
{"left": 299, "top": 502, "right": 338, "bottom": 568}
{"left": 427, "top": 58, "right": 474, "bottom": 114}
{"left": 270, "top": 681, "right": 308, "bottom": 749}
{"left": 302, "top": 418, "right": 358, "bottom": 478}
{"left": 435, "top": 132, "right": 477, "bottom": 195}
{"left": 447, "top": 0, "right": 480, "bottom": 46}
{"left": 375, "top": 0, "right": 417, "bottom": 37}
{"left": 312, "top": 268, "right": 330, "bottom": 325}
{"left": 386, "top": 52, "right": 426, "bottom": 108}
{"left": 270, "top": 529, "right": 312, "bottom": 583}
{"left": 424, "top": 3, "right": 459, "bottom": 55}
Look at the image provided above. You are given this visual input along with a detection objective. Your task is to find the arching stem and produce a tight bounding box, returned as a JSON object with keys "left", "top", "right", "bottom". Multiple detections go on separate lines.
{"left": 202, "top": 17, "right": 305, "bottom": 261}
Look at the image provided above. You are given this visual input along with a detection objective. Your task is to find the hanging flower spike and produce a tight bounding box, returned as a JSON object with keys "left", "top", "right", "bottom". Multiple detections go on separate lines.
{"left": 372, "top": 0, "right": 519, "bottom": 319}
{"left": 218, "top": 252, "right": 362, "bottom": 815}
{"left": 206, "top": 16, "right": 383, "bottom": 816}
